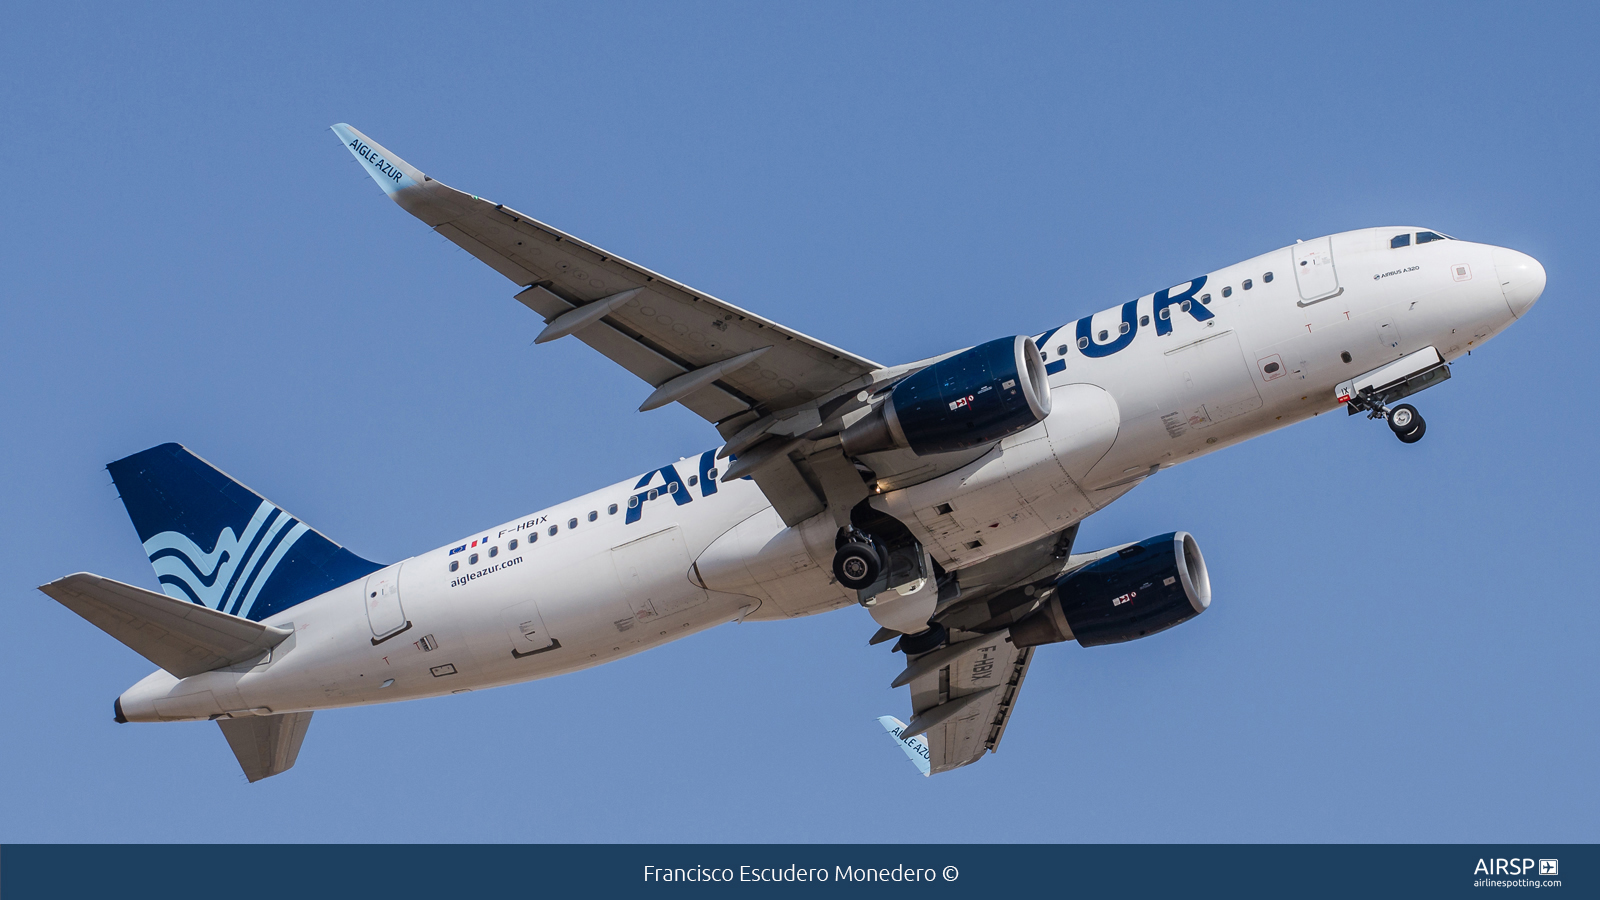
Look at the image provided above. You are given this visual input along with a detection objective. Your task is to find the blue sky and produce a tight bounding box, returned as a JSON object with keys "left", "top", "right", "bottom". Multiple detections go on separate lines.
{"left": 2, "top": 3, "right": 1594, "bottom": 842}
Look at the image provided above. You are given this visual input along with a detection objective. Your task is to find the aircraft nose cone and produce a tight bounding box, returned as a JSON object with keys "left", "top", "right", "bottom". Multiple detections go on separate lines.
{"left": 1493, "top": 247, "right": 1546, "bottom": 318}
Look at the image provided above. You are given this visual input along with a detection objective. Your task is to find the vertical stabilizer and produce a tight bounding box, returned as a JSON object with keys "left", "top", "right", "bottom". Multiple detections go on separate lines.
{"left": 107, "top": 443, "right": 382, "bottom": 622}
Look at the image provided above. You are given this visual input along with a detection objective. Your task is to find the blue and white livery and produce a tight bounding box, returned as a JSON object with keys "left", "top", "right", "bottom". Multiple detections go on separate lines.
{"left": 878, "top": 716, "right": 932, "bottom": 777}
{"left": 39, "top": 123, "right": 1546, "bottom": 782}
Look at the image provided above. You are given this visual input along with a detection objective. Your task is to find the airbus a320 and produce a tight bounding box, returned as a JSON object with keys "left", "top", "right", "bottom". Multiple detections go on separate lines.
{"left": 40, "top": 125, "right": 1545, "bottom": 781}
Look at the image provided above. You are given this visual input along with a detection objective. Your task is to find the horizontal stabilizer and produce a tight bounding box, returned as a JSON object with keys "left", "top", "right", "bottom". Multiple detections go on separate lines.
{"left": 218, "top": 711, "right": 313, "bottom": 783}
{"left": 39, "top": 572, "right": 292, "bottom": 678}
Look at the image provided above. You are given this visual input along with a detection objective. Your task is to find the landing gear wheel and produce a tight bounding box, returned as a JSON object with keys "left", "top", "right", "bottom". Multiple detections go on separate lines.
{"left": 898, "top": 622, "right": 948, "bottom": 656}
{"left": 1387, "top": 404, "right": 1419, "bottom": 434}
{"left": 833, "top": 541, "right": 885, "bottom": 590}
{"left": 1397, "top": 419, "right": 1427, "bottom": 444}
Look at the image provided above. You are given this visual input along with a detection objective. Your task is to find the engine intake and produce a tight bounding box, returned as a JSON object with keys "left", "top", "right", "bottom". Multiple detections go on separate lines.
{"left": 841, "top": 335, "right": 1052, "bottom": 457}
{"left": 1011, "top": 532, "right": 1211, "bottom": 649}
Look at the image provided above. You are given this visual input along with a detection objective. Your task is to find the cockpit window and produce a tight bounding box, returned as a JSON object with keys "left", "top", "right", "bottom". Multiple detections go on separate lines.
{"left": 1391, "top": 233, "right": 1411, "bottom": 249}
{"left": 1416, "top": 231, "right": 1447, "bottom": 244}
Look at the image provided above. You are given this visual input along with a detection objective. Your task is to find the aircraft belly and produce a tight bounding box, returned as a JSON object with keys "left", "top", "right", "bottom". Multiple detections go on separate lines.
{"left": 695, "top": 506, "right": 856, "bottom": 618}
{"left": 877, "top": 384, "right": 1119, "bottom": 569}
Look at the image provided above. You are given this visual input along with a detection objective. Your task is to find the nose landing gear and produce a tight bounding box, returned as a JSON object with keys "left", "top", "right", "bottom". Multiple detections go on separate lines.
{"left": 1353, "top": 387, "right": 1427, "bottom": 443}
{"left": 1337, "top": 346, "right": 1449, "bottom": 446}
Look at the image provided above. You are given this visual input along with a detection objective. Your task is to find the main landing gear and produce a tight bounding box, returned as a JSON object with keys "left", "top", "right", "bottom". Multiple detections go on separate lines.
{"left": 833, "top": 532, "right": 887, "bottom": 590}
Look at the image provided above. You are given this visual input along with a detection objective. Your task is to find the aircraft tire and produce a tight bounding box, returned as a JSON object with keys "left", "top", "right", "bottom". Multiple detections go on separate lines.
{"left": 1397, "top": 418, "right": 1427, "bottom": 443}
{"left": 834, "top": 541, "right": 884, "bottom": 590}
{"left": 1388, "top": 404, "right": 1419, "bottom": 433}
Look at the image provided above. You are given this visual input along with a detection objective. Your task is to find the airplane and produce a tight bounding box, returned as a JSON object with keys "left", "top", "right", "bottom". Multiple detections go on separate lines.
{"left": 38, "top": 123, "right": 1546, "bottom": 782}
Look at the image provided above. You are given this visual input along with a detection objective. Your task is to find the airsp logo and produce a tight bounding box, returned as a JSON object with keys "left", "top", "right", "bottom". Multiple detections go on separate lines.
{"left": 1473, "top": 858, "right": 1548, "bottom": 876}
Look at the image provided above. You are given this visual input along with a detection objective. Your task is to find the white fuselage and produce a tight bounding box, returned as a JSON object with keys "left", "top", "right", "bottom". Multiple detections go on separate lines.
{"left": 117, "top": 228, "right": 1541, "bottom": 722}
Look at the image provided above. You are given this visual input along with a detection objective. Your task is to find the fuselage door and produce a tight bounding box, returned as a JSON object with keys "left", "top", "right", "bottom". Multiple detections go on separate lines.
{"left": 1292, "top": 237, "right": 1341, "bottom": 302}
{"left": 362, "top": 565, "right": 408, "bottom": 639}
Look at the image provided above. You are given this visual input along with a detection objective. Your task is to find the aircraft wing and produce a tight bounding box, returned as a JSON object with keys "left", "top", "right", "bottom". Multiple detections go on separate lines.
{"left": 897, "top": 632, "right": 1034, "bottom": 774}
{"left": 331, "top": 124, "right": 881, "bottom": 432}
{"left": 878, "top": 526, "right": 1077, "bottom": 774}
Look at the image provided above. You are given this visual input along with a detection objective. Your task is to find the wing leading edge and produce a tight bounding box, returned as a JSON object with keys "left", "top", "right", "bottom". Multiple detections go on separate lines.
{"left": 330, "top": 124, "right": 881, "bottom": 430}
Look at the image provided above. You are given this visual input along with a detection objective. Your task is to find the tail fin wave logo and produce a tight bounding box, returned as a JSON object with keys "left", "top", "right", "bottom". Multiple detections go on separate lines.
{"left": 142, "top": 499, "right": 308, "bottom": 619}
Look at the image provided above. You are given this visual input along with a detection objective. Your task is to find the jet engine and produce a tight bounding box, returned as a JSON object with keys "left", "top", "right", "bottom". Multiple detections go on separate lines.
{"left": 1011, "top": 532, "right": 1210, "bottom": 648}
{"left": 841, "top": 335, "right": 1052, "bottom": 457}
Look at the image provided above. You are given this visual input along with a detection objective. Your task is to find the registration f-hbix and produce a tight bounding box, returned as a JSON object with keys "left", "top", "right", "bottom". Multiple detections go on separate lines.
{"left": 41, "top": 125, "right": 1545, "bottom": 780}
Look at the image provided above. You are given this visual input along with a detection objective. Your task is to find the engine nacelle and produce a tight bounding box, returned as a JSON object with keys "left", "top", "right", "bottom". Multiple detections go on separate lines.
{"left": 1011, "top": 532, "right": 1211, "bottom": 648}
{"left": 841, "top": 335, "right": 1052, "bottom": 457}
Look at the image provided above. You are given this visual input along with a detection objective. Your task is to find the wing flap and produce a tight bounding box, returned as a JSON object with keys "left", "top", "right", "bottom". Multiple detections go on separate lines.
{"left": 905, "top": 632, "right": 1035, "bottom": 774}
{"left": 40, "top": 572, "right": 292, "bottom": 679}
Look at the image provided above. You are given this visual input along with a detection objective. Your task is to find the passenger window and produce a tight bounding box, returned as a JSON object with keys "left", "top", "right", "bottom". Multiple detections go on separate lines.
{"left": 1199, "top": 294, "right": 1210, "bottom": 305}
{"left": 1391, "top": 234, "right": 1411, "bottom": 248}
{"left": 628, "top": 496, "right": 639, "bottom": 508}
{"left": 1242, "top": 279, "right": 1253, "bottom": 290}
{"left": 647, "top": 488, "right": 658, "bottom": 501}
{"left": 1138, "top": 316, "right": 1149, "bottom": 327}
{"left": 509, "top": 538, "right": 518, "bottom": 550}
{"left": 449, "top": 561, "right": 459, "bottom": 572}
{"left": 489, "top": 545, "right": 498, "bottom": 558}
{"left": 1180, "top": 299, "right": 1192, "bottom": 311}
{"left": 1221, "top": 287, "right": 1232, "bottom": 298}
{"left": 1118, "top": 322, "right": 1130, "bottom": 335}
{"left": 568, "top": 517, "right": 578, "bottom": 529}
{"left": 1263, "top": 271, "right": 1273, "bottom": 282}
{"left": 687, "top": 475, "right": 698, "bottom": 487}
{"left": 548, "top": 525, "right": 558, "bottom": 536}
{"left": 1157, "top": 308, "right": 1170, "bottom": 320}
{"left": 609, "top": 503, "right": 619, "bottom": 515}
{"left": 1077, "top": 335, "right": 1091, "bottom": 348}
{"left": 1056, "top": 344, "right": 1069, "bottom": 356}
{"left": 667, "top": 481, "right": 679, "bottom": 494}
{"left": 1097, "top": 329, "right": 1109, "bottom": 341}
{"left": 588, "top": 510, "right": 598, "bottom": 522}
{"left": 529, "top": 532, "right": 537, "bottom": 543}
{"left": 1416, "top": 231, "right": 1445, "bottom": 244}
{"left": 1341, "top": 351, "right": 1353, "bottom": 363}
{"left": 469, "top": 553, "right": 478, "bottom": 565}
{"left": 706, "top": 468, "right": 717, "bottom": 480}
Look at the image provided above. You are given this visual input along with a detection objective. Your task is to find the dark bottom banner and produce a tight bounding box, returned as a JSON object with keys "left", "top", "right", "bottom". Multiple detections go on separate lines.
{"left": 3, "top": 844, "right": 1593, "bottom": 898}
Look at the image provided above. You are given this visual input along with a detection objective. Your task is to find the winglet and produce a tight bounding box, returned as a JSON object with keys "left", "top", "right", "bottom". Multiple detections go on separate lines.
{"left": 877, "top": 716, "right": 931, "bottom": 777}
{"left": 331, "top": 123, "right": 425, "bottom": 195}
